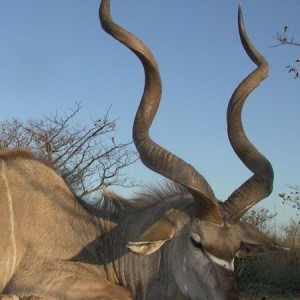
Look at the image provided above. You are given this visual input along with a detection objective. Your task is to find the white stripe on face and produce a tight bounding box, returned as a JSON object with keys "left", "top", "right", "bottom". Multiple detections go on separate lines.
{"left": 206, "top": 251, "right": 234, "bottom": 271}
{"left": 191, "top": 232, "right": 234, "bottom": 271}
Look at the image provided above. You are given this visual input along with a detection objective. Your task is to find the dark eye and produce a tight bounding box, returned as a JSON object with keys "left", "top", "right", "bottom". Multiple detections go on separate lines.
{"left": 190, "top": 237, "right": 204, "bottom": 251}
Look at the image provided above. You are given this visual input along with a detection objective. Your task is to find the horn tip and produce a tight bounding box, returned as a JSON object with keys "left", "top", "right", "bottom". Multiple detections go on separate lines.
{"left": 238, "top": 4, "right": 245, "bottom": 36}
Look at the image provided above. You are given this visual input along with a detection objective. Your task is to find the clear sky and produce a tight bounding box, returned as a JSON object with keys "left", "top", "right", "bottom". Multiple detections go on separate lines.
{"left": 0, "top": 1, "right": 299, "bottom": 223}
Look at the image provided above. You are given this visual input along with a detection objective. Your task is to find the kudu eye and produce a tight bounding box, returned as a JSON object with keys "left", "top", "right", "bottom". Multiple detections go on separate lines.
{"left": 190, "top": 234, "right": 204, "bottom": 251}
{"left": 190, "top": 237, "right": 203, "bottom": 250}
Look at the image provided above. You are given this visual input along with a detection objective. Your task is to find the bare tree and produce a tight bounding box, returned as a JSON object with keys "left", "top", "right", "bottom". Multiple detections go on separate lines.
{"left": 242, "top": 208, "right": 277, "bottom": 234}
{"left": 271, "top": 25, "right": 300, "bottom": 79}
{"left": 0, "top": 103, "right": 138, "bottom": 199}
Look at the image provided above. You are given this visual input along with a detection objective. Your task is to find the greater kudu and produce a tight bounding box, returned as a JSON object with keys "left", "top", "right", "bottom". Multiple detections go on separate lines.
{"left": 1, "top": 1, "right": 278, "bottom": 299}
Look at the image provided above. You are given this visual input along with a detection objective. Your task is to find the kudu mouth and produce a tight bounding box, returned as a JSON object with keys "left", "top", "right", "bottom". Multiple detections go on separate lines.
{"left": 99, "top": 1, "right": 273, "bottom": 225}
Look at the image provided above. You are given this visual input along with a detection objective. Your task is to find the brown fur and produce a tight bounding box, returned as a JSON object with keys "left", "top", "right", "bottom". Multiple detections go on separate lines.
{"left": 0, "top": 148, "right": 57, "bottom": 172}
{"left": 0, "top": 151, "right": 133, "bottom": 299}
{"left": 0, "top": 148, "right": 35, "bottom": 161}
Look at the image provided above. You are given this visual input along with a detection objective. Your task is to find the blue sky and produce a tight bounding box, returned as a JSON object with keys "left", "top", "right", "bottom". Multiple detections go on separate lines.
{"left": 0, "top": 1, "right": 299, "bottom": 223}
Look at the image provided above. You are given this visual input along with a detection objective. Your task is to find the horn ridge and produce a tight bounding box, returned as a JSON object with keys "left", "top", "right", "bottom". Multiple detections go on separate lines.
{"left": 223, "top": 6, "right": 274, "bottom": 223}
{"left": 99, "top": 0, "right": 223, "bottom": 224}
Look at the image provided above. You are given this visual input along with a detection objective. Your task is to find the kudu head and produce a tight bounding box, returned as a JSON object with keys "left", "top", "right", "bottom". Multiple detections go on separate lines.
{"left": 100, "top": 1, "right": 276, "bottom": 299}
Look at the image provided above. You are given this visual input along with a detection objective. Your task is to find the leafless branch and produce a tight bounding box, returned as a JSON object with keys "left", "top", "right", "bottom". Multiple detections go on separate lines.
{"left": 270, "top": 31, "right": 300, "bottom": 48}
{"left": 270, "top": 26, "right": 300, "bottom": 79}
{"left": 0, "top": 104, "right": 138, "bottom": 200}
{"left": 279, "top": 185, "right": 300, "bottom": 215}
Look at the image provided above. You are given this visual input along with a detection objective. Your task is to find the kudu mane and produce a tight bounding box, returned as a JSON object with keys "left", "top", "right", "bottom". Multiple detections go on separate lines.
{"left": 0, "top": 147, "right": 187, "bottom": 221}
{"left": 79, "top": 180, "right": 189, "bottom": 221}
{"left": 0, "top": 148, "right": 55, "bottom": 169}
{"left": 0, "top": 148, "right": 36, "bottom": 161}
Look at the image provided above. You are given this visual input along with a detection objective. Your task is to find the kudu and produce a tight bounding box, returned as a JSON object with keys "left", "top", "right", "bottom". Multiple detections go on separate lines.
{"left": 1, "top": 0, "right": 278, "bottom": 299}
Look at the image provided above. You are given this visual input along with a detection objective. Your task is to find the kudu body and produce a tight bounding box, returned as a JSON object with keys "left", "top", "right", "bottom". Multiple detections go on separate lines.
{"left": 1, "top": 1, "right": 278, "bottom": 299}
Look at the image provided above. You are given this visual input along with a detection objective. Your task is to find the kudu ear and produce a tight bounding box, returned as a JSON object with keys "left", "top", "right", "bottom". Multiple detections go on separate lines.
{"left": 236, "top": 222, "right": 281, "bottom": 258}
{"left": 127, "top": 209, "right": 186, "bottom": 255}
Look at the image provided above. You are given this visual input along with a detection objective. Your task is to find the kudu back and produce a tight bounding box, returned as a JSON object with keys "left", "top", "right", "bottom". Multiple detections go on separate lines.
{"left": 1, "top": 1, "right": 280, "bottom": 299}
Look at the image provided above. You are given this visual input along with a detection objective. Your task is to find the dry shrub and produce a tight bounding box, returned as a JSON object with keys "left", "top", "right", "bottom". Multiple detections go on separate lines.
{"left": 237, "top": 219, "right": 300, "bottom": 298}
